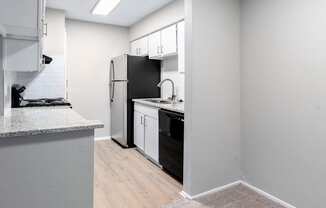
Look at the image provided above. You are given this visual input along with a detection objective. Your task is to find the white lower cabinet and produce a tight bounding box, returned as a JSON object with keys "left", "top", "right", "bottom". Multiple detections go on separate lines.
{"left": 144, "top": 115, "right": 159, "bottom": 162}
{"left": 134, "top": 111, "right": 145, "bottom": 151}
{"left": 134, "top": 103, "right": 159, "bottom": 163}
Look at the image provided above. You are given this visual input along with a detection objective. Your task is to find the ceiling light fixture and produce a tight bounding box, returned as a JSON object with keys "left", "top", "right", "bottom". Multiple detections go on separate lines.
{"left": 92, "top": 0, "right": 121, "bottom": 16}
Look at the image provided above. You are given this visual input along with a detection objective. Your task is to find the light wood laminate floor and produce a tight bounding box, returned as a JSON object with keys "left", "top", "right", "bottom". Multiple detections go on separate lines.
{"left": 94, "top": 140, "right": 183, "bottom": 208}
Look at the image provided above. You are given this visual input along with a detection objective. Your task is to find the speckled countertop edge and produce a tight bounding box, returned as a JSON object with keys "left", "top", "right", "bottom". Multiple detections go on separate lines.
{"left": 0, "top": 108, "right": 104, "bottom": 138}
{"left": 133, "top": 99, "right": 184, "bottom": 114}
{"left": 0, "top": 123, "right": 104, "bottom": 138}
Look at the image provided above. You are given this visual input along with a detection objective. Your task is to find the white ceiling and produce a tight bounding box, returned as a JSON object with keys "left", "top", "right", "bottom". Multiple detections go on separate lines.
{"left": 47, "top": 0, "right": 175, "bottom": 27}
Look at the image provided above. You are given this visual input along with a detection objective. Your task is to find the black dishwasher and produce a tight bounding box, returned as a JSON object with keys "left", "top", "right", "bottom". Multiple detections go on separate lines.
{"left": 159, "top": 109, "right": 184, "bottom": 183}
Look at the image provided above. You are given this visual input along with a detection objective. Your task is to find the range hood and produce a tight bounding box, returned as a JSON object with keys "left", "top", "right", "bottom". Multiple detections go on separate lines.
{"left": 42, "top": 55, "right": 53, "bottom": 64}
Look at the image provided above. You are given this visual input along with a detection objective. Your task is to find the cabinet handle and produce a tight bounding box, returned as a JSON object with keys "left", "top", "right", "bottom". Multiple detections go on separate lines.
{"left": 138, "top": 48, "right": 141, "bottom": 55}
{"left": 43, "top": 22, "right": 48, "bottom": 36}
{"left": 140, "top": 116, "right": 143, "bottom": 125}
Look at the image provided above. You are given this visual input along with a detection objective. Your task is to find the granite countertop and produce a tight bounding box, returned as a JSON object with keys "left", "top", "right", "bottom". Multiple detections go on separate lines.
{"left": 133, "top": 98, "right": 184, "bottom": 114}
{"left": 0, "top": 108, "right": 104, "bottom": 138}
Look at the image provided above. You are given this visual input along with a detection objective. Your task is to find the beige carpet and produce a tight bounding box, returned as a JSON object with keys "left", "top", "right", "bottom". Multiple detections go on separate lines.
{"left": 163, "top": 184, "right": 286, "bottom": 208}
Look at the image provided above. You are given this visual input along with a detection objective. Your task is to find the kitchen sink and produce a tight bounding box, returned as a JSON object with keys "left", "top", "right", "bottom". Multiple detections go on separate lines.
{"left": 146, "top": 99, "right": 173, "bottom": 104}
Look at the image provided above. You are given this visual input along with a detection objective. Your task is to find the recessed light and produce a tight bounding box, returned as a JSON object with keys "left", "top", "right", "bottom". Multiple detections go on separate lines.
{"left": 92, "top": 0, "right": 121, "bottom": 16}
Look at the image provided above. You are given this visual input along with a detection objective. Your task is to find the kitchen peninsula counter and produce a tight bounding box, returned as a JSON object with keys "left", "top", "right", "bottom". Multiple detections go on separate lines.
{"left": 0, "top": 107, "right": 103, "bottom": 208}
{"left": 0, "top": 108, "right": 103, "bottom": 138}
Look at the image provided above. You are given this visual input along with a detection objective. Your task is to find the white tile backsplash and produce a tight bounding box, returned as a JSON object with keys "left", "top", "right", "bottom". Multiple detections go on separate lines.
{"left": 161, "top": 56, "right": 185, "bottom": 101}
{"left": 3, "top": 71, "right": 16, "bottom": 115}
{"left": 15, "top": 55, "right": 66, "bottom": 99}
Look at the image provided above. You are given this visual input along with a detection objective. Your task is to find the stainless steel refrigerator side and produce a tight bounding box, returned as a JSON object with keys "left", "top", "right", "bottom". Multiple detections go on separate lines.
{"left": 110, "top": 55, "right": 129, "bottom": 147}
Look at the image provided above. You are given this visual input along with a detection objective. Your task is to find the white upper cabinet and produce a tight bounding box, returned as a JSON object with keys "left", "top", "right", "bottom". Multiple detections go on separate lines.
{"left": 130, "top": 21, "right": 183, "bottom": 61}
{"left": 0, "top": 0, "right": 47, "bottom": 72}
{"left": 161, "top": 25, "right": 177, "bottom": 57}
{"left": 177, "top": 21, "right": 185, "bottom": 73}
{"left": 147, "top": 24, "right": 178, "bottom": 60}
{"left": 3, "top": 39, "right": 41, "bottom": 72}
{"left": 130, "top": 41, "right": 138, "bottom": 56}
{"left": 131, "top": 36, "right": 148, "bottom": 56}
{"left": 0, "top": 0, "right": 45, "bottom": 37}
{"left": 148, "top": 31, "right": 162, "bottom": 59}
{"left": 138, "top": 37, "right": 148, "bottom": 56}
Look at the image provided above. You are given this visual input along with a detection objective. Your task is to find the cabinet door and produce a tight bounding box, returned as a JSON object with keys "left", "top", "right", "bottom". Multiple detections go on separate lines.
{"left": 177, "top": 21, "right": 185, "bottom": 73}
{"left": 138, "top": 37, "right": 148, "bottom": 56}
{"left": 161, "top": 25, "right": 177, "bottom": 57}
{"left": 0, "top": 0, "right": 39, "bottom": 37}
{"left": 38, "top": 0, "right": 47, "bottom": 39}
{"left": 39, "top": 0, "right": 46, "bottom": 67}
{"left": 130, "top": 37, "right": 148, "bottom": 56}
{"left": 144, "top": 116, "right": 159, "bottom": 162}
{"left": 134, "top": 111, "right": 145, "bottom": 151}
{"left": 148, "top": 31, "right": 161, "bottom": 59}
{"left": 130, "top": 41, "right": 139, "bottom": 56}
{"left": 3, "top": 39, "right": 41, "bottom": 72}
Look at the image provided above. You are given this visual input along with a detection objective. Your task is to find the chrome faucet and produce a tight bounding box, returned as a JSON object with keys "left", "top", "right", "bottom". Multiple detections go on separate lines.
{"left": 157, "top": 79, "right": 177, "bottom": 102}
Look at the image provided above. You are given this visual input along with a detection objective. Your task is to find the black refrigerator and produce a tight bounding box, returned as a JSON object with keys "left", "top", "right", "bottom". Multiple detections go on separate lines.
{"left": 110, "top": 54, "right": 161, "bottom": 148}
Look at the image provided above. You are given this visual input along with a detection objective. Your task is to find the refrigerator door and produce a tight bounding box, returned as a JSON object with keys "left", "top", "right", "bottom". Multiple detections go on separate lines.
{"left": 110, "top": 81, "right": 128, "bottom": 147}
{"left": 110, "top": 55, "right": 128, "bottom": 147}
{"left": 112, "top": 55, "right": 127, "bottom": 80}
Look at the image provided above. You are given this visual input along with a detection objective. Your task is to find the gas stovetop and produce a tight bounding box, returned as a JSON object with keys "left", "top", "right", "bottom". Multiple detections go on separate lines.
{"left": 19, "top": 98, "right": 71, "bottom": 108}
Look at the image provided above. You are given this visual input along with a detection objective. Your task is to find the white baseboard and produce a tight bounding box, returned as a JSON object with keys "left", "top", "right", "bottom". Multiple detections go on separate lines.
{"left": 180, "top": 180, "right": 241, "bottom": 200}
{"left": 179, "top": 190, "right": 192, "bottom": 199}
{"left": 179, "top": 180, "right": 296, "bottom": 208}
{"left": 95, "top": 136, "right": 111, "bottom": 141}
{"left": 240, "top": 181, "right": 296, "bottom": 208}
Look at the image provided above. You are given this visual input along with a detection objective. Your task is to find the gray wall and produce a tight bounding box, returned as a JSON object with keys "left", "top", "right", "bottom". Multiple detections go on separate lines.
{"left": 66, "top": 19, "right": 129, "bottom": 139}
{"left": 241, "top": 0, "right": 326, "bottom": 207}
{"left": 184, "top": 0, "right": 241, "bottom": 196}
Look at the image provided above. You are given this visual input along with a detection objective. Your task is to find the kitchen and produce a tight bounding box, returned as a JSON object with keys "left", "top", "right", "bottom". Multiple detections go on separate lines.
{"left": 0, "top": 0, "right": 186, "bottom": 207}
{"left": 1, "top": 0, "right": 326, "bottom": 208}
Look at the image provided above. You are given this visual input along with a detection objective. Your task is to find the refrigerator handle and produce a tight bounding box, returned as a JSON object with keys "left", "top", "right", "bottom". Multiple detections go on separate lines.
{"left": 110, "top": 60, "right": 115, "bottom": 103}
